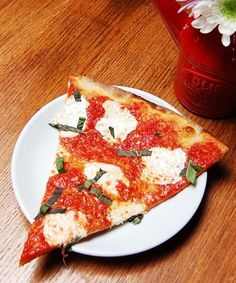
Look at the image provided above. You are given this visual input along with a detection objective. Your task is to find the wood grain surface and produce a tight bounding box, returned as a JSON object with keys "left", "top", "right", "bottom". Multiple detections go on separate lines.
{"left": 0, "top": 0, "right": 235, "bottom": 282}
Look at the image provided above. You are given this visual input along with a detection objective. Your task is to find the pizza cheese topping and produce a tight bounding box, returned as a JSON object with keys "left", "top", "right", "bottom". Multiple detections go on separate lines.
{"left": 95, "top": 100, "right": 138, "bottom": 143}
{"left": 43, "top": 211, "right": 87, "bottom": 247}
{"left": 84, "top": 162, "right": 129, "bottom": 196}
{"left": 53, "top": 95, "right": 89, "bottom": 137}
{"left": 108, "top": 201, "right": 146, "bottom": 226}
{"left": 141, "top": 147, "right": 187, "bottom": 184}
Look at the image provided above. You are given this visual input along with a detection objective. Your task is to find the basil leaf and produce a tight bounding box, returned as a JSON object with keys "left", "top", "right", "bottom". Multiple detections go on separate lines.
{"left": 49, "top": 123, "right": 82, "bottom": 133}
{"left": 100, "top": 195, "right": 112, "bottom": 206}
{"left": 34, "top": 187, "right": 63, "bottom": 219}
{"left": 116, "top": 150, "right": 152, "bottom": 157}
{"left": 186, "top": 164, "right": 197, "bottom": 185}
{"left": 192, "top": 164, "right": 202, "bottom": 171}
{"left": 40, "top": 204, "right": 50, "bottom": 215}
{"left": 56, "top": 157, "right": 66, "bottom": 174}
{"left": 77, "top": 117, "right": 86, "bottom": 131}
{"left": 90, "top": 186, "right": 112, "bottom": 205}
{"left": 180, "top": 161, "right": 202, "bottom": 186}
{"left": 128, "top": 214, "right": 143, "bottom": 225}
{"left": 83, "top": 169, "right": 107, "bottom": 191}
{"left": 78, "top": 183, "right": 84, "bottom": 192}
{"left": 47, "top": 187, "right": 63, "bottom": 207}
{"left": 84, "top": 179, "right": 93, "bottom": 190}
{"left": 180, "top": 168, "right": 187, "bottom": 177}
{"left": 109, "top": 126, "right": 115, "bottom": 139}
{"left": 90, "top": 186, "right": 103, "bottom": 198}
{"left": 73, "top": 90, "right": 81, "bottom": 102}
{"left": 48, "top": 208, "right": 66, "bottom": 214}
{"left": 93, "top": 168, "right": 107, "bottom": 182}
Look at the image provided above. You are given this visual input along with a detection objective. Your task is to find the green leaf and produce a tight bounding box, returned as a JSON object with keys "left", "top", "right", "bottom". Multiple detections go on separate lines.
{"left": 109, "top": 126, "right": 115, "bottom": 139}
{"left": 40, "top": 204, "right": 50, "bottom": 215}
{"left": 78, "top": 183, "right": 84, "bottom": 192}
{"left": 116, "top": 150, "right": 152, "bottom": 157}
{"left": 48, "top": 208, "right": 66, "bottom": 214}
{"left": 47, "top": 187, "right": 63, "bottom": 207}
{"left": 93, "top": 168, "right": 107, "bottom": 182}
{"left": 84, "top": 169, "right": 107, "bottom": 190}
{"left": 186, "top": 164, "right": 197, "bottom": 185}
{"left": 180, "top": 161, "right": 202, "bottom": 186}
{"left": 90, "top": 186, "right": 112, "bottom": 205}
{"left": 34, "top": 187, "right": 63, "bottom": 219}
{"left": 56, "top": 157, "right": 66, "bottom": 174}
{"left": 84, "top": 179, "right": 93, "bottom": 190}
{"left": 192, "top": 164, "right": 202, "bottom": 171}
{"left": 90, "top": 186, "right": 103, "bottom": 198}
{"left": 77, "top": 117, "right": 86, "bottom": 131}
{"left": 128, "top": 214, "right": 143, "bottom": 225}
{"left": 100, "top": 195, "right": 112, "bottom": 206}
{"left": 180, "top": 168, "right": 187, "bottom": 177}
{"left": 73, "top": 90, "right": 81, "bottom": 102}
{"left": 49, "top": 123, "right": 82, "bottom": 133}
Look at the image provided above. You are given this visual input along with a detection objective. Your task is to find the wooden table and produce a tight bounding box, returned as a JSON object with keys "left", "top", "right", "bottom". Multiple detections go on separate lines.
{"left": 0, "top": 0, "right": 235, "bottom": 282}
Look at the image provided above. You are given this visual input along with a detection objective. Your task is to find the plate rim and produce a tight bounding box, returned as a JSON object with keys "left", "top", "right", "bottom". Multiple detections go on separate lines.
{"left": 11, "top": 86, "right": 207, "bottom": 257}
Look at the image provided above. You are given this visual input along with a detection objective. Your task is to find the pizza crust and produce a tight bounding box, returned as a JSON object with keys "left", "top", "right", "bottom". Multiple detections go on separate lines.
{"left": 69, "top": 75, "right": 228, "bottom": 153}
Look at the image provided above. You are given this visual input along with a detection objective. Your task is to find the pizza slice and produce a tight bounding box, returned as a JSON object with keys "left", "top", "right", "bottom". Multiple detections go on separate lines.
{"left": 20, "top": 75, "right": 228, "bottom": 265}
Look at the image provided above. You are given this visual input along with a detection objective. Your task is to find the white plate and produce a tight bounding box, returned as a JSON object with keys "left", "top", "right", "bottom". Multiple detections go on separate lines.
{"left": 12, "top": 87, "right": 207, "bottom": 257}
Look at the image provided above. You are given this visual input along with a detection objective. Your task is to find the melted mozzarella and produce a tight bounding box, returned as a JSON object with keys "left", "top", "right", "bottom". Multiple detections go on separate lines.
{"left": 95, "top": 100, "right": 137, "bottom": 143}
{"left": 52, "top": 95, "right": 89, "bottom": 137}
{"left": 43, "top": 211, "right": 87, "bottom": 247}
{"left": 108, "top": 201, "right": 146, "bottom": 226}
{"left": 83, "top": 162, "right": 129, "bottom": 196}
{"left": 141, "top": 147, "right": 186, "bottom": 184}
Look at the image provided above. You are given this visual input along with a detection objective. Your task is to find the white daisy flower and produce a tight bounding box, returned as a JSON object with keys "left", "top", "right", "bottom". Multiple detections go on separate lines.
{"left": 177, "top": 0, "right": 236, "bottom": 47}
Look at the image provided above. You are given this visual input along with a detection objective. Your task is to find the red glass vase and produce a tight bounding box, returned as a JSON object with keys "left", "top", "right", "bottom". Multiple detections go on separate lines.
{"left": 153, "top": 0, "right": 236, "bottom": 118}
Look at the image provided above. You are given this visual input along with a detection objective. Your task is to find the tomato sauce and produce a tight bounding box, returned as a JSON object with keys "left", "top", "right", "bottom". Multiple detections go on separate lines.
{"left": 187, "top": 141, "right": 222, "bottom": 167}
{"left": 44, "top": 170, "right": 111, "bottom": 233}
{"left": 143, "top": 179, "right": 189, "bottom": 209}
{"left": 121, "top": 118, "right": 179, "bottom": 150}
{"left": 86, "top": 96, "right": 108, "bottom": 130}
{"left": 20, "top": 221, "right": 52, "bottom": 265}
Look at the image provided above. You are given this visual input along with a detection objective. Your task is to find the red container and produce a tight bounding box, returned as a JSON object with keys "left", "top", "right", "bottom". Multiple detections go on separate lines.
{"left": 153, "top": 0, "right": 236, "bottom": 118}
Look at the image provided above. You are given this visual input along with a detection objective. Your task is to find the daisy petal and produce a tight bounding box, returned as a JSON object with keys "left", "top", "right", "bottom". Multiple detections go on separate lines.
{"left": 178, "top": 0, "right": 236, "bottom": 47}
{"left": 206, "top": 15, "right": 218, "bottom": 24}
{"left": 218, "top": 23, "right": 235, "bottom": 36}
{"left": 192, "top": 16, "right": 207, "bottom": 29}
{"left": 201, "top": 22, "right": 218, "bottom": 33}
{"left": 221, "top": 34, "right": 231, "bottom": 47}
